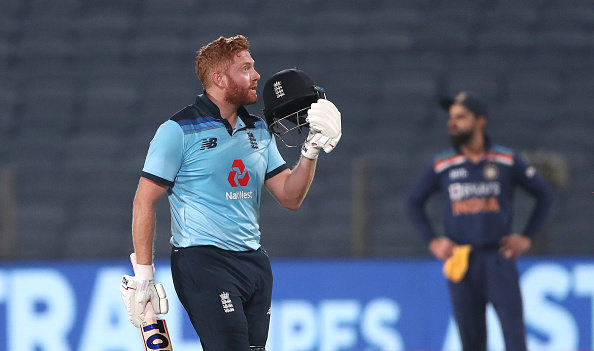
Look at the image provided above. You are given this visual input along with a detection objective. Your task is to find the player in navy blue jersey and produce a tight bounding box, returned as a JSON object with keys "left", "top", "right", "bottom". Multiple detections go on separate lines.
{"left": 406, "top": 91, "right": 553, "bottom": 351}
{"left": 119, "top": 35, "right": 341, "bottom": 350}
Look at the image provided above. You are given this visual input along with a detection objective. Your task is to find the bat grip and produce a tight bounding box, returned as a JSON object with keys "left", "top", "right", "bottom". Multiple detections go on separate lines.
{"left": 145, "top": 301, "right": 158, "bottom": 319}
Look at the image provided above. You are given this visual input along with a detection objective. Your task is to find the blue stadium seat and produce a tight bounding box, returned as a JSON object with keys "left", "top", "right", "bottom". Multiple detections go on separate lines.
{"left": 6, "top": 133, "right": 68, "bottom": 205}
{"left": 15, "top": 167, "right": 67, "bottom": 205}
{"left": 78, "top": 0, "right": 139, "bottom": 15}
{"left": 64, "top": 223, "right": 132, "bottom": 258}
{"left": 413, "top": 21, "right": 470, "bottom": 50}
{"left": 483, "top": 5, "right": 538, "bottom": 27}
{"left": 143, "top": 0, "right": 196, "bottom": 17}
{"left": 476, "top": 27, "right": 532, "bottom": 52}
{"left": 388, "top": 53, "right": 446, "bottom": 76}
{"left": 302, "top": 10, "right": 363, "bottom": 35}
{"left": 0, "top": 19, "right": 19, "bottom": 44}
{"left": 72, "top": 12, "right": 132, "bottom": 58}
{"left": 505, "top": 72, "right": 562, "bottom": 113}
{"left": 197, "top": 0, "right": 260, "bottom": 13}
{"left": 443, "top": 69, "right": 503, "bottom": 103}
{"left": 364, "top": 6, "right": 423, "bottom": 31}
{"left": 495, "top": 0, "right": 548, "bottom": 8}
{"left": 21, "top": 79, "right": 76, "bottom": 136}
{"left": 540, "top": 6, "right": 594, "bottom": 28}
{"left": 16, "top": 200, "right": 69, "bottom": 259}
{"left": 546, "top": 120, "right": 594, "bottom": 152}
{"left": 135, "top": 13, "right": 192, "bottom": 40}
{"left": 79, "top": 81, "right": 141, "bottom": 134}
{"left": 26, "top": 0, "right": 78, "bottom": 19}
{"left": 246, "top": 31, "right": 304, "bottom": 56}
{"left": 16, "top": 34, "right": 72, "bottom": 60}
{"left": 302, "top": 32, "right": 357, "bottom": 54}
{"left": 63, "top": 131, "right": 127, "bottom": 173}
{"left": 187, "top": 13, "right": 252, "bottom": 42}
{"left": 128, "top": 32, "right": 190, "bottom": 59}
{"left": 0, "top": 0, "right": 22, "bottom": 19}
{"left": 138, "top": 69, "right": 201, "bottom": 130}
{"left": 0, "top": 83, "right": 17, "bottom": 134}
{"left": 382, "top": 70, "right": 438, "bottom": 107}
{"left": 357, "top": 30, "right": 414, "bottom": 54}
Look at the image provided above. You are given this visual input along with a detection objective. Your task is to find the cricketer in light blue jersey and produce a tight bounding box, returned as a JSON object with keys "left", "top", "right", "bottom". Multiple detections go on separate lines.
{"left": 124, "top": 35, "right": 342, "bottom": 351}
{"left": 142, "top": 93, "right": 288, "bottom": 252}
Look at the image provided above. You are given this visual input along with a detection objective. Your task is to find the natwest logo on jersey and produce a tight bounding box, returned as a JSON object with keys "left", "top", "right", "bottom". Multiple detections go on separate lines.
{"left": 228, "top": 159, "right": 250, "bottom": 187}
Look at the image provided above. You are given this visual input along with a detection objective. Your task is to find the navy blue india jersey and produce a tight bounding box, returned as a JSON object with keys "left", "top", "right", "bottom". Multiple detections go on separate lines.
{"left": 407, "top": 143, "right": 554, "bottom": 248}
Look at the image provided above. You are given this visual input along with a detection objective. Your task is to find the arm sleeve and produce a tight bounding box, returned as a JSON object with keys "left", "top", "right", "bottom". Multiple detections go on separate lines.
{"left": 141, "top": 120, "right": 184, "bottom": 187}
{"left": 406, "top": 165, "right": 441, "bottom": 244}
{"left": 513, "top": 156, "right": 555, "bottom": 238}
{"left": 264, "top": 135, "right": 288, "bottom": 179}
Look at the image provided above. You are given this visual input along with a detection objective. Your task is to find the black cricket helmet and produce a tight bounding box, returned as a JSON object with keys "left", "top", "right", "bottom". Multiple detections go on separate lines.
{"left": 262, "top": 68, "right": 326, "bottom": 147}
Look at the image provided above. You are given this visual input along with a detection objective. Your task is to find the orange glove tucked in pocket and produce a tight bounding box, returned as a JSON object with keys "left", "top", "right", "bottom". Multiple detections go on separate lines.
{"left": 443, "top": 245, "right": 472, "bottom": 282}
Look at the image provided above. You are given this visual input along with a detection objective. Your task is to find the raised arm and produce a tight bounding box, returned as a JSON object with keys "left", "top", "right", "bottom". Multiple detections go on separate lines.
{"left": 266, "top": 99, "right": 341, "bottom": 210}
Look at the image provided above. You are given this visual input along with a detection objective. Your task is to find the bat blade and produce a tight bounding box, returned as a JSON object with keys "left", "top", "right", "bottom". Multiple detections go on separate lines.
{"left": 141, "top": 316, "right": 173, "bottom": 351}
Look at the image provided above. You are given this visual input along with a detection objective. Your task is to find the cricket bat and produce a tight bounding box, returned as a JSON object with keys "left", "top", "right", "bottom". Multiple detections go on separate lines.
{"left": 140, "top": 303, "right": 173, "bottom": 351}
{"left": 130, "top": 253, "right": 173, "bottom": 351}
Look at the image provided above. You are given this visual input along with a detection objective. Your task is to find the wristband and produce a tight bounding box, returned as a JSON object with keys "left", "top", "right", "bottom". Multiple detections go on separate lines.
{"left": 135, "top": 264, "right": 154, "bottom": 280}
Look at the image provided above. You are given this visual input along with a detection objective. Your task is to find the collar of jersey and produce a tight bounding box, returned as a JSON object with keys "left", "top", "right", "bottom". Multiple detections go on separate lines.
{"left": 195, "top": 92, "right": 259, "bottom": 129}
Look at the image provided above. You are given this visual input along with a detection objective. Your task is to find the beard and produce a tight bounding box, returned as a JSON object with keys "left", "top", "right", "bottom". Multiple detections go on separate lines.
{"left": 224, "top": 76, "right": 257, "bottom": 106}
{"left": 450, "top": 130, "right": 473, "bottom": 149}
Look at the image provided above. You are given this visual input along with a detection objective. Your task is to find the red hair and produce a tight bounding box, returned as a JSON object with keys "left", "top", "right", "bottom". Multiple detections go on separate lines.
{"left": 196, "top": 35, "right": 250, "bottom": 89}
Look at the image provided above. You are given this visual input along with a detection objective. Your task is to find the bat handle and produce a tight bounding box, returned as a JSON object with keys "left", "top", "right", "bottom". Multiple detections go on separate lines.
{"left": 145, "top": 301, "right": 158, "bottom": 319}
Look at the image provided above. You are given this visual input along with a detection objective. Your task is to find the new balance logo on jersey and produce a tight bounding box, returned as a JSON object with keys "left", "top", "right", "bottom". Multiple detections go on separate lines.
{"left": 200, "top": 137, "right": 218, "bottom": 150}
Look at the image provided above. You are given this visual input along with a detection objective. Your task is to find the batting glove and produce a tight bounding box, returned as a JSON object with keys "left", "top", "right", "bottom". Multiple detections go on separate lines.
{"left": 301, "top": 99, "right": 342, "bottom": 159}
{"left": 120, "top": 253, "right": 169, "bottom": 328}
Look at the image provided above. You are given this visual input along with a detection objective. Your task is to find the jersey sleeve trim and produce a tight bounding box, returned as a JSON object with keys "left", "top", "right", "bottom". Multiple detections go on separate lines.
{"left": 265, "top": 164, "right": 289, "bottom": 180}
{"left": 141, "top": 171, "right": 174, "bottom": 187}
{"left": 485, "top": 144, "right": 515, "bottom": 166}
{"left": 434, "top": 153, "right": 465, "bottom": 173}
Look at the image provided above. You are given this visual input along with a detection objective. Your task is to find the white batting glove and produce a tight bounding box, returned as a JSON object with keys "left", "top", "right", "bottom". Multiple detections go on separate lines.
{"left": 120, "top": 253, "right": 169, "bottom": 328}
{"left": 301, "top": 99, "right": 342, "bottom": 159}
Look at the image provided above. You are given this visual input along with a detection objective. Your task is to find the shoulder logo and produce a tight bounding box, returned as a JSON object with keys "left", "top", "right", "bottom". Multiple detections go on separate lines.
{"left": 200, "top": 137, "right": 218, "bottom": 150}
{"left": 247, "top": 131, "right": 259, "bottom": 149}
{"left": 449, "top": 167, "right": 468, "bottom": 180}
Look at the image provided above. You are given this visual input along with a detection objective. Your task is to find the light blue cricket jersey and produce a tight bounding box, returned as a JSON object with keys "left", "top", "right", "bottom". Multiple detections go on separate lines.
{"left": 142, "top": 94, "right": 288, "bottom": 251}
